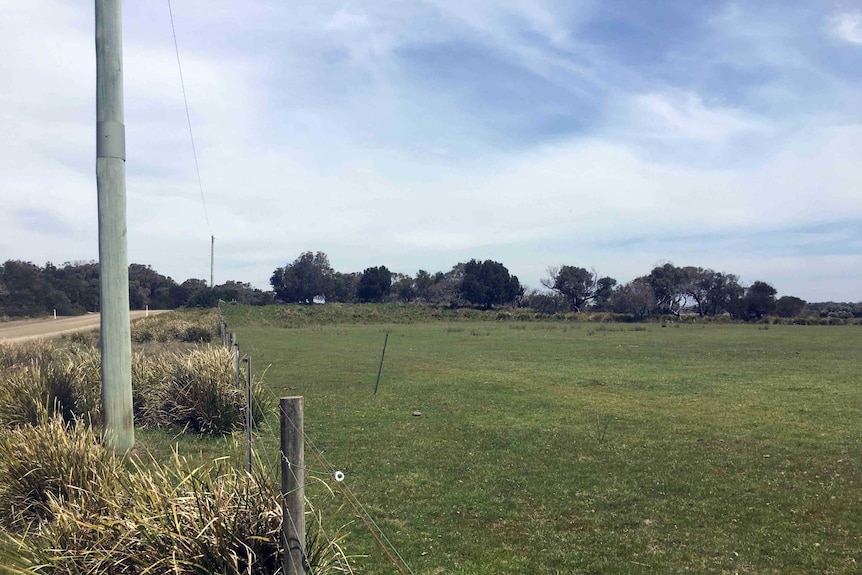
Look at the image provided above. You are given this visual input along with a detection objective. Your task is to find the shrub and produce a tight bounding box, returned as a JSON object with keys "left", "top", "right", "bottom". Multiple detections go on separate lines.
{"left": 0, "top": 342, "right": 101, "bottom": 427}
{"left": 0, "top": 340, "right": 56, "bottom": 371}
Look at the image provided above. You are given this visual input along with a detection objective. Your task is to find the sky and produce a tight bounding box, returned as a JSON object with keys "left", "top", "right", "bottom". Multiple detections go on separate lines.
{"left": 1, "top": 1, "right": 861, "bottom": 302}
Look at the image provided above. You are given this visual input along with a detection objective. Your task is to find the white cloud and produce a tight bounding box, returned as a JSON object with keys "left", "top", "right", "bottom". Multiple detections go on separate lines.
{"left": 829, "top": 10, "right": 862, "bottom": 44}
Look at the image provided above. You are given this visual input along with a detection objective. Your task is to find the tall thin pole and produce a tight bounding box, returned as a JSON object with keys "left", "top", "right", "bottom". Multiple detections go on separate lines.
{"left": 210, "top": 235, "right": 214, "bottom": 288}
{"left": 244, "top": 356, "right": 253, "bottom": 474}
{"left": 96, "top": 0, "right": 133, "bottom": 451}
{"left": 374, "top": 331, "right": 389, "bottom": 395}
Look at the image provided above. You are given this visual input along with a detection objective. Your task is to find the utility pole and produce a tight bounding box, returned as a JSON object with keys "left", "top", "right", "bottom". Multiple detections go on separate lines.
{"left": 210, "top": 235, "right": 215, "bottom": 288}
{"left": 96, "top": 0, "right": 134, "bottom": 451}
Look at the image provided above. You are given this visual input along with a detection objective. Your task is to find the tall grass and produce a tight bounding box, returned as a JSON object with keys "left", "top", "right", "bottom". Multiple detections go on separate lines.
{"left": 131, "top": 309, "right": 218, "bottom": 343}
{"left": 0, "top": 411, "right": 354, "bottom": 574}
{"left": 144, "top": 347, "right": 268, "bottom": 434}
{"left": 0, "top": 342, "right": 100, "bottom": 426}
{"left": 222, "top": 302, "right": 862, "bottom": 328}
{"left": 0, "top": 411, "right": 116, "bottom": 529}
{"left": 0, "top": 340, "right": 268, "bottom": 436}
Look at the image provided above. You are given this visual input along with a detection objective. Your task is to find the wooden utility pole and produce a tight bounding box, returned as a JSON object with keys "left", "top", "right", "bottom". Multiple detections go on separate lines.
{"left": 281, "top": 397, "right": 306, "bottom": 575}
{"left": 210, "top": 235, "right": 214, "bottom": 288}
{"left": 96, "top": 0, "right": 134, "bottom": 451}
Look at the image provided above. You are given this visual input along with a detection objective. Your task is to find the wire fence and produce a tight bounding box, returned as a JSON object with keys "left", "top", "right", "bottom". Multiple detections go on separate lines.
{"left": 216, "top": 304, "right": 414, "bottom": 575}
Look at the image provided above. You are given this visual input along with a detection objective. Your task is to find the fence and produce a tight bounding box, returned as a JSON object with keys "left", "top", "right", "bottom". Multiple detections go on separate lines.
{"left": 218, "top": 305, "right": 305, "bottom": 575}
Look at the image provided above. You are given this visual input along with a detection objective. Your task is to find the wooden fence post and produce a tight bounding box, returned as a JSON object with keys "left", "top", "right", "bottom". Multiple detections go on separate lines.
{"left": 281, "top": 397, "right": 305, "bottom": 575}
{"left": 244, "top": 356, "right": 252, "bottom": 474}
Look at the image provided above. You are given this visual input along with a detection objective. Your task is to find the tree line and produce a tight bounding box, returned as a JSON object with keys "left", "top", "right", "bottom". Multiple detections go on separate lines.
{"left": 0, "top": 260, "right": 272, "bottom": 317}
{"left": 270, "top": 252, "right": 521, "bottom": 309}
{"left": 270, "top": 252, "right": 856, "bottom": 320}
{"left": 2, "top": 254, "right": 858, "bottom": 320}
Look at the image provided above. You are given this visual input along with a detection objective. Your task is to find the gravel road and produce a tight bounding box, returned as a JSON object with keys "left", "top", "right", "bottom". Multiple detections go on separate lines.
{"left": 0, "top": 311, "right": 167, "bottom": 342}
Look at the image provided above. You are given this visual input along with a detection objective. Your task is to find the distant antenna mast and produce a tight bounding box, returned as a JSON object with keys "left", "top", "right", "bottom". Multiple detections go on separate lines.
{"left": 210, "top": 235, "right": 215, "bottom": 288}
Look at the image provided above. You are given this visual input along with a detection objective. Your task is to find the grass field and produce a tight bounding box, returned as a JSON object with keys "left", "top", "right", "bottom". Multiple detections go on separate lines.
{"left": 221, "top": 307, "right": 862, "bottom": 574}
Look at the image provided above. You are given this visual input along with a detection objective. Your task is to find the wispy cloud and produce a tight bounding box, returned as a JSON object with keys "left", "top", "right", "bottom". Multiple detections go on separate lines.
{"left": 624, "top": 91, "right": 768, "bottom": 142}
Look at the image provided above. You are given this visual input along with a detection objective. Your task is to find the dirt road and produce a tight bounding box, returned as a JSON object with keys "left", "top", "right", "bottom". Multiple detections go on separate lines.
{"left": 0, "top": 311, "right": 168, "bottom": 343}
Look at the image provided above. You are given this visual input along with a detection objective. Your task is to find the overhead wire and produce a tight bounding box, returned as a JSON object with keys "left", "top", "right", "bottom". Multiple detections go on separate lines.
{"left": 167, "top": 0, "right": 212, "bottom": 236}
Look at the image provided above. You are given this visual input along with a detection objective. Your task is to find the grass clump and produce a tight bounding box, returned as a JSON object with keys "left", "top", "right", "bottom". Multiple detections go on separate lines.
{"left": 145, "top": 347, "right": 261, "bottom": 434}
{"left": 0, "top": 342, "right": 101, "bottom": 426}
{"left": 0, "top": 411, "right": 115, "bottom": 528}
{"left": 0, "top": 410, "right": 354, "bottom": 574}
{"left": 1, "top": 339, "right": 268, "bottom": 436}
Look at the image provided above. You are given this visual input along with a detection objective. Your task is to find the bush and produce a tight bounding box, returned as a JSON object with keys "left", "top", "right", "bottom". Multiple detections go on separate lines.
{"left": 527, "top": 293, "right": 567, "bottom": 314}
{"left": 131, "top": 310, "right": 217, "bottom": 344}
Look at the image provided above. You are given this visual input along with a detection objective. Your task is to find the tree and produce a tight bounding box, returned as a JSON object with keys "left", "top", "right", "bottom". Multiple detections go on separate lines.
{"left": 214, "top": 281, "right": 274, "bottom": 306}
{"left": 42, "top": 261, "right": 100, "bottom": 314}
{"left": 459, "top": 259, "right": 521, "bottom": 309}
{"left": 271, "top": 252, "right": 334, "bottom": 303}
{"left": 729, "top": 281, "right": 778, "bottom": 320}
{"left": 541, "top": 266, "right": 606, "bottom": 312}
{"left": 611, "top": 277, "right": 655, "bottom": 319}
{"left": 392, "top": 273, "right": 416, "bottom": 302}
{"left": 329, "top": 272, "right": 359, "bottom": 303}
{"left": 702, "top": 272, "right": 742, "bottom": 316}
{"left": 776, "top": 295, "right": 807, "bottom": 318}
{"left": 745, "top": 281, "right": 778, "bottom": 319}
{"left": 427, "top": 265, "right": 465, "bottom": 306}
{"left": 179, "top": 278, "right": 213, "bottom": 308}
{"left": 593, "top": 276, "right": 617, "bottom": 311}
{"left": 0, "top": 260, "right": 50, "bottom": 316}
{"left": 414, "top": 270, "right": 434, "bottom": 302}
{"left": 682, "top": 267, "right": 742, "bottom": 317}
{"left": 648, "top": 263, "right": 689, "bottom": 316}
{"left": 357, "top": 266, "right": 392, "bottom": 302}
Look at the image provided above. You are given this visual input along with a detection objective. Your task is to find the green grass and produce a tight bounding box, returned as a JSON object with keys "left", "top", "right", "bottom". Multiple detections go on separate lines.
{"left": 222, "top": 306, "right": 862, "bottom": 575}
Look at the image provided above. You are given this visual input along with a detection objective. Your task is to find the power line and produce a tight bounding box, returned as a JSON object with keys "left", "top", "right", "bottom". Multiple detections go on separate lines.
{"left": 167, "top": 0, "right": 212, "bottom": 236}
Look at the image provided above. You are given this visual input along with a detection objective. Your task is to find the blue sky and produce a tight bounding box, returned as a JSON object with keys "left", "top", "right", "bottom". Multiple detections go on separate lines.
{"left": 1, "top": 1, "right": 861, "bottom": 301}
